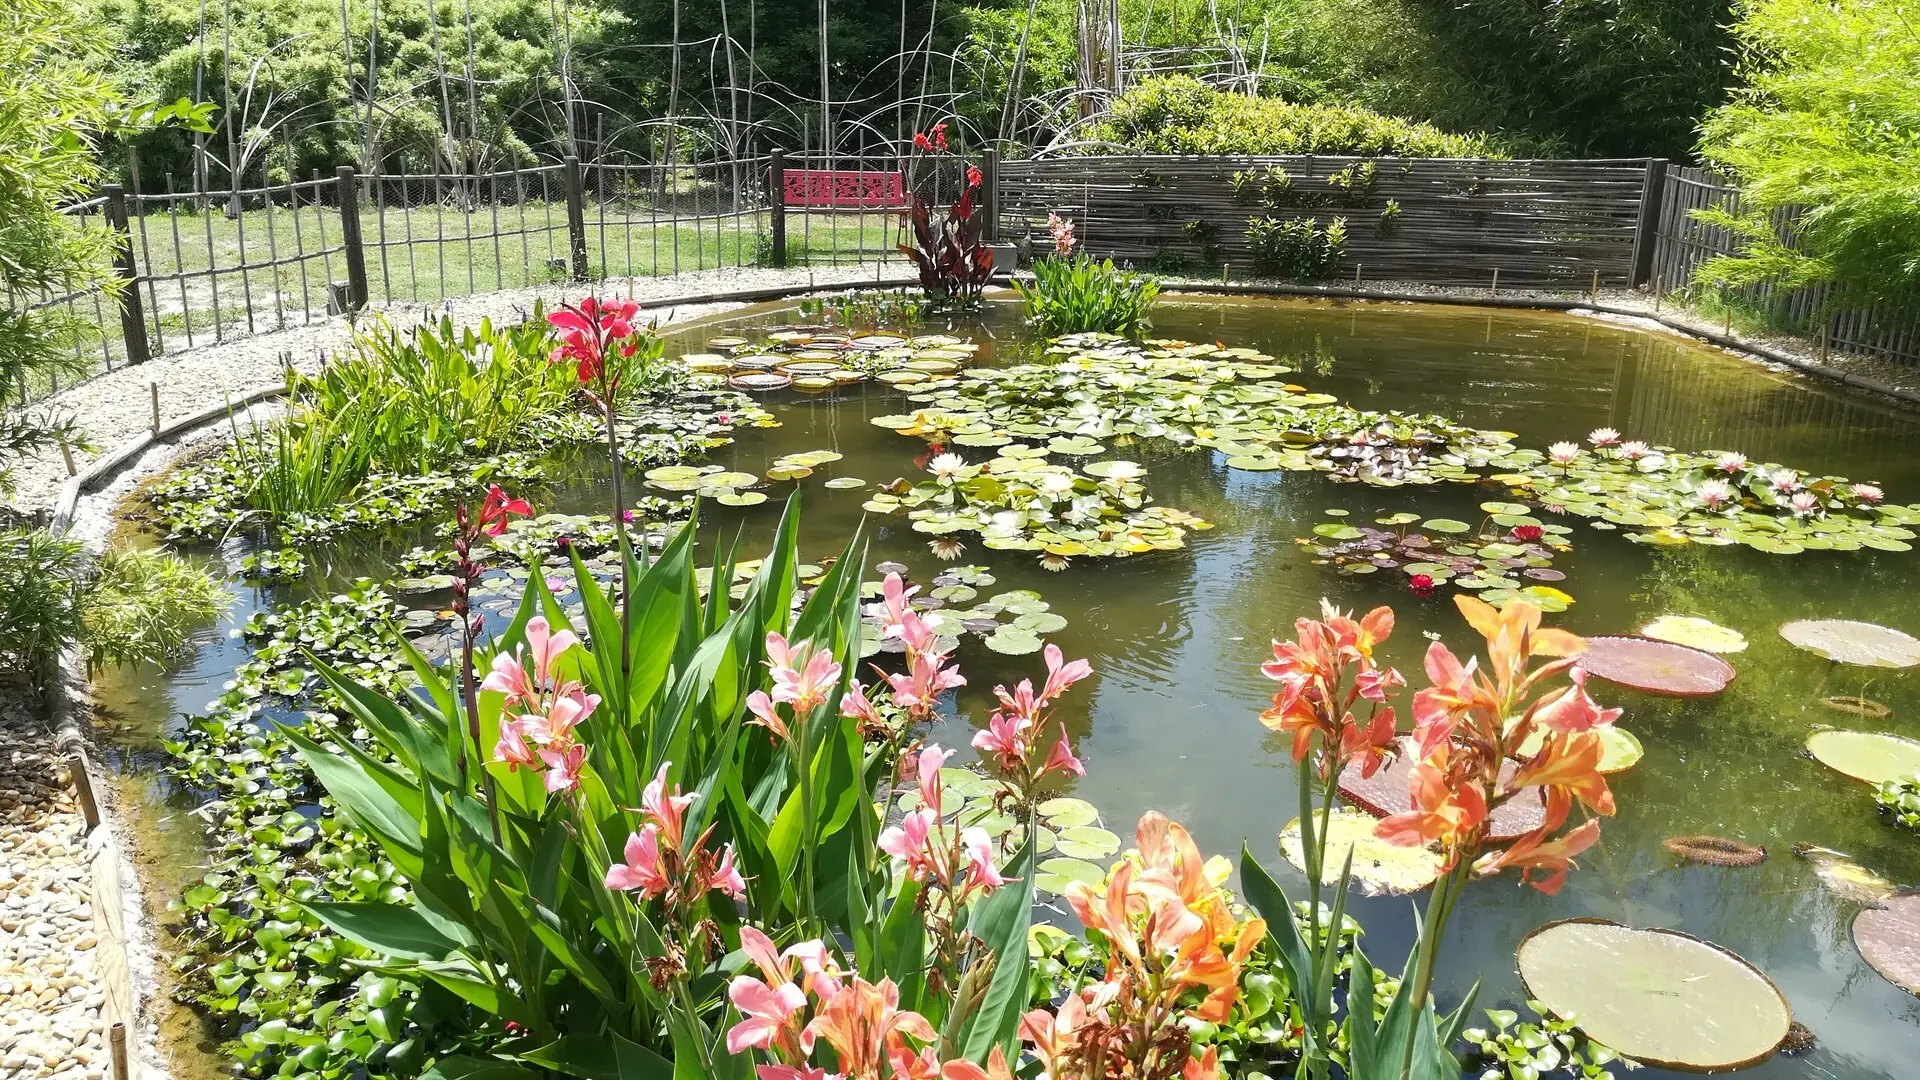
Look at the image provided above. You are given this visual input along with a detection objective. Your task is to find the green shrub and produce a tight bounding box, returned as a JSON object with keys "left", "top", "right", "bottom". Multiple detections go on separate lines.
{"left": 1695, "top": 0, "right": 1920, "bottom": 311}
{"left": 1246, "top": 215, "right": 1349, "bottom": 279}
{"left": 0, "top": 530, "right": 225, "bottom": 680}
{"left": 80, "top": 548, "right": 227, "bottom": 670}
{"left": 1091, "top": 76, "right": 1496, "bottom": 159}
{"left": 1016, "top": 253, "right": 1162, "bottom": 335}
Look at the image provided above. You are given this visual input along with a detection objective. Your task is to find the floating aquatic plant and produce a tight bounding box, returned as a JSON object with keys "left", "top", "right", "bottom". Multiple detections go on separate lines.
{"left": 1639, "top": 615, "right": 1748, "bottom": 654}
{"left": 679, "top": 328, "right": 980, "bottom": 392}
{"left": 1516, "top": 919, "right": 1793, "bottom": 1072}
{"left": 1576, "top": 636, "right": 1737, "bottom": 696}
{"left": 1854, "top": 894, "right": 1920, "bottom": 997}
{"left": 1781, "top": 618, "right": 1920, "bottom": 667}
{"left": 861, "top": 445, "right": 1210, "bottom": 568}
{"left": 1298, "top": 503, "right": 1577, "bottom": 608}
{"left": 1806, "top": 729, "right": 1920, "bottom": 784}
{"left": 1873, "top": 773, "right": 1920, "bottom": 831}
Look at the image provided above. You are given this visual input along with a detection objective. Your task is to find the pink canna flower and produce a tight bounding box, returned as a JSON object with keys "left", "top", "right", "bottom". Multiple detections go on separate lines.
{"left": 913, "top": 745, "right": 953, "bottom": 815}
{"left": 960, "top": 827, "right": 1007, "bottom": 892}
{"left": 712, "top": 844, "right": 747, "bottom": 900}
{"left": 839, "top": 679, "right": 885, "bottom": 730}
{"left": 1039, "top": 642, "right": 1092, "bottom": 702}
{"left": 491, "top": 717, "right": 541, "bottom": 771}
{"left": 746, "top": 689, "right": 794, "bottom": 744}
{"left": 480, "top": 651, "right": 536, "bottom": 708}
{"left": 605, "top": 824, "right": 670, "bottom": 895}
{"left": 727, "top": 975, "right": 809, "bottom": 1055}
{"left": 642, "top": 762, "right": 699, "bottom": 848}
{"left": 755, "top": 1068, "right": 840, "bottom": 1080}
{"left": 767, "top": 632, "right": 842, "bottom": 714}
{"left": 971, "top": 711, "right": 1029, "bottom": 773}
{"left": 525, "top": 617, "right": 579, "bottom": 686}
{"left": 1043, "top": 733, "right": 1086, "bottom": 779}
{"left": 878, "top": 808, "right": 940, "bottom": 880}
{"left": 540, "top": 743, "right": 586, "bottom": 792}
{"left": 1529, "top": 667, "right": 1622, "bottom": 734}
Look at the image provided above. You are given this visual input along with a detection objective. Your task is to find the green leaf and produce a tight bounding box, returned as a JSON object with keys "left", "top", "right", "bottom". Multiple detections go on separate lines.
{"left": 958, "top": 842, "right": 1036, "bottom": 1062}
{"left": 517, "top": 1033, "right": 674, "bottom": 1080}
{"left": 420, "top": 1055, "right": 543, "bottom": 1080}
{"left": 301, "top": 901, "right": 463, "bottom": 962}
{"left": 282, "top": 726, "right": 424, "bottom": 878}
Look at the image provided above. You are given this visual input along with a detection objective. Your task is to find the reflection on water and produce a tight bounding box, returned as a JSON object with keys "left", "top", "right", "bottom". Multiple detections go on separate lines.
{"left": 103, "top": 296, "right": 1920, "bottom": 1080}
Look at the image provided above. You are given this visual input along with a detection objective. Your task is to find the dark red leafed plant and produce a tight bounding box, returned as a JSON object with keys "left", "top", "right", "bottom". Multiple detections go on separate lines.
{"left": 898, "top": 125, "right": 994, "bottom": 307}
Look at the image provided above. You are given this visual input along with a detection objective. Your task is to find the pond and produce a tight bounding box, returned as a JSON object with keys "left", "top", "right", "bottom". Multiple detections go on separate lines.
{"left": 101, "top": 294, "right": 1920, "bottom": 1080}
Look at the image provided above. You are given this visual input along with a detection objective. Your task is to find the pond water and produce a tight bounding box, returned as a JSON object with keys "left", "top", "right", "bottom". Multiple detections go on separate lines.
{"left": 101, "top": 294, "right": 1920, "bottom": 1080}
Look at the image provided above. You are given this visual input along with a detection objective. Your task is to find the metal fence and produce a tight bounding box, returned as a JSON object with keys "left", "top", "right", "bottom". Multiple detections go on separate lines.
{"left": 1646, "top": 165, "right": 1920, "bottom": 368}
{"left": 19, "top": 148, "right": 970, "bottom": 402}
{"left": 23, "top": 151, "right": 1920, "bottom": 407}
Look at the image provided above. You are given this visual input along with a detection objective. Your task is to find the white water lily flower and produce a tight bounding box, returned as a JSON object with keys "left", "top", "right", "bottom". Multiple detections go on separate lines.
{"left": 1037, "top": 472, "right": 1077, "bottom": 499}
{"left": 986, "top": 510, "right": 1026, "bottom": 535}
{"left": 1789, "top": 491, "right": 1822, "bottom": 518}
{"left": 1618, "top": 440, "right": 1651, "bottom": 461}
{"left": 1587, "top": 427, "right": 1621, "bottom": 447}
{"left": 928, "top": 453, "right": 968, "bottom": 481}
{"left": 1063, "top": 495, "right": 1105, "bottom": 524}
{"left": 1547, "top": 441, "right": 1582, "bottom": 465}
{"left": 928, "top": 537, "right": 966, "bottom": 561}
{"left": 1768, "top": 469, "right": 1801, "bottom": 494}
{"left": 1100, "top": 461, "right": 1144, "bottom": 483}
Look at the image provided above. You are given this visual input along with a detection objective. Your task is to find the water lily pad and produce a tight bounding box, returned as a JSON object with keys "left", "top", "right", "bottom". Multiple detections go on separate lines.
{"left": 715, "top": 491, "right": 768, "bottom": 507}
{"left": 1806, "top": 730, "right": 1920, "bottom": 784}
{"left": 1055, "top": 826, "right": 1122, "bottom": 860}
{"left": 1339, "top": 737, "right": 1543, "bottom": 842}
{"left": 1513, "top": 725, "right": 1643, "bottom": 773}
{"left": 1640, "top": 616, "right": 1748, "bottom": 654}
{"left": 821, "top": 476, "right": 866, "bottom": 491}
{"left": 731, "top": 372, "right": 792, "bottom": 391}
{"left": 1577, "top": 636, "right": 1736, "bottom": 696}
{"left": 1038, "top": 797, "right": 1100, "bottom": 829}
{"left": 1034, "top": 857, "right": 1107, "bottom": 896}
{"left": 1781, "top": 619, "right": 1920, "bottom": 668}
{"left": 1280, "top": 809, "right": 1443, "bottom": 896}
{"left": 1517, "top": 919, "right": 1792, "bottom": 1072}
{"left": 1854, "top": 894, "right": 1920, "bottom": 996}
{"left": 1422, "top": 518, "right": 1471, "bottom": 533}
{"left": 984, "top": 626, "right": 1043, "bottom": 655}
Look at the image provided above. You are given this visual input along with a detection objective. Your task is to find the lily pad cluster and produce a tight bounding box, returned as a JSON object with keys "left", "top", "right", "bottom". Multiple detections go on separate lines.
{"left": 1500, "top": 443, "right": 1919, "bottom": 555}
{"left": 680, "top": 329, "right": 980, "bottom": 393}
{"left": 862, "top": 446, "right": 1210, "bottom": 569}
{"left": 858, "top": 564, "right": 1068, "bottom": 657}
{"left": 1297, "top": 504, "right": 1576, "bottom": 609}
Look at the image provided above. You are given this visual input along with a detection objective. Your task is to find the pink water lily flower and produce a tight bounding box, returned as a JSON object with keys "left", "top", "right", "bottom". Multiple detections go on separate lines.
{"left": 1715, "top": 451, "right": 1749, "bottom": 474}
{"left": 1547, "top": 441, "right": 1581, "bottom": 465}
{"left": 605, "top": 824, "right": 670, "bottom": 895}
{"left": 1587, "top": 427, "right": 1620, "bottom": 447}
{"left": 1696, "top": 478, "right": 1736, "bottom": 511}
{"left": 1618, "top": 440, "right": 1650, "bottom": 461}
{"left": 1853, "top": 483, "right": 1884, "bottom": 505}
{"left": 1789, "top": 490, "right": 1822, "bottom": 518}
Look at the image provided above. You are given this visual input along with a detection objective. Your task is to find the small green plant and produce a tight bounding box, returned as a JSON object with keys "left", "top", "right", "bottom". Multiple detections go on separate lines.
{"left": 1327, "top": 161, "right": 1379, "bottom": 206}
{"left": 796, "top": 288, "right": 933, "bottom": 329}
{"left": 1875, "top": 773, "right": 1920, "bottom": 831}
{"left": 1246, "top": 215, "right": 1349, "bottom": 279}
{"left": 1016, "top": 253, "right": 1162, "bottom": 336}
{"left": 1378, "top": 198, "right": 1403, "bottom": 236}
{"left": 1461, "top": 1003, "right": 1635, "bottom": 1080}
{"left": 1183, "top": 219, "right": 1223, "bottom": 263}
{"left": 80, "top": 548, "right": 228, "bottom": 671}
{"left": 1234, "top": 166, "right": 1297, "bottom": 209}
{"left": 0, "top": 529, "right": 86, "bottom": 682}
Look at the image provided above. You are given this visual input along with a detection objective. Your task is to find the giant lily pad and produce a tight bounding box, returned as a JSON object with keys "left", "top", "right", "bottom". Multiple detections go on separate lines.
{"left": 1517, "top": 919, "right": 1792, "bottom": 1072}
{"left": 1805, "top": 730, "right": 1920, "bottom": 784}
{"left": 1280, "top": 809, "right": 1443, "bottom": 895}
{"left": 1640, "top": 616, "right": 1748, "bottom": 654}
{"left": 1577, "top": 636, "right": 1735, "bottom": 696}
{"left": 1339, "top": 737, "right": 1543, "bottom": 842}
{"left": 1854, "top": 894, "right": 1920, "bottom": 996}
{"left": 1781, "top": 619, "right": 1920, "bottom": 668}
{"left": 1514, "top": 724, "right": 1643, "bottom": 774}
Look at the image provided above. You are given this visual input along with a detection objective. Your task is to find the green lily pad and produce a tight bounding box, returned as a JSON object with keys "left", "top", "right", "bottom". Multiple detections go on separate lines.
{"left": 984, "top": 626, "right": 1043, "bottom": 655}
{"left": 715, "top": 491, "right": 768, "bottom": 507}
{"left": 1513, "top": 725, "right": 1643, "bottom": 774}
{"left": 1038, "top": 797, "right": 1100, "bottom": 829}
{"left": 1639, "top": 616, "right": 1748, "bottom": 654}
{"left": 1055, "top": 826, "right": 1122, "bottom": 860}
{"left": 1422, "top": 518, "right": 1471, "bottom": 533}
{"left": 1034, "top": 857, "right": 1108, "bottom": 896}
{"left": 823, "top": 477, "right": 868, "bottom": 490}
{"left": 1280, "top": 809, "right": 1443, "bottom": 896}
{"left": 1806, "top": 730, "right": 1920, "bottom": 784}
{"left": 1517, "top": 919, "right": 1792, "bottom": 1072}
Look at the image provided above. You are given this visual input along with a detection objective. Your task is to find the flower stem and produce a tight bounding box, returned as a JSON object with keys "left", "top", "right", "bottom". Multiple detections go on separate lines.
{"left": 795, "top": 727, "right": 818, "bottom": 933}
{"left": 459, "top": 596, "right": 503, "bottom": 846}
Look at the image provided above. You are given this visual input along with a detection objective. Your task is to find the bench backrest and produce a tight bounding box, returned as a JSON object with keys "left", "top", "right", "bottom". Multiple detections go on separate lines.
{"left": 782, "top": 169, "right": 908, "bottom": 209}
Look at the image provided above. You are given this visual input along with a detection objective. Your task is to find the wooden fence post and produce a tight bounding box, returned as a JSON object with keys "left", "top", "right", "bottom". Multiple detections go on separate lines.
{"left": 980, "top": 148, "right": 1000, "bottom": 243}
{"left": 334, "top": 167, "right": 369, "bottom": 312}
{"left": 1629, "top": 157, "right": 1669, "bottom": 289}
{"left": 768, "top": 150, "right": 789, "bottom": 269}
{"left": 100, "top": 186, "right": 151, "bottom": 367}
{"left": 563, "top": 156, "right": 590, "bottom": 282}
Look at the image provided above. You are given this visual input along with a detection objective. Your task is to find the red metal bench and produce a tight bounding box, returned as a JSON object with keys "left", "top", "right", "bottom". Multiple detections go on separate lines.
{"left": 781, "top": 169, "right": 908, "bottom": 209}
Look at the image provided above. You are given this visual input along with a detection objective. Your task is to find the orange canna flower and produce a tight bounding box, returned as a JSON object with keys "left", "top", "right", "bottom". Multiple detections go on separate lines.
{"left": 1454, "top": 595, "right": 1585, "bottom": 694}
{"left": 801, "top": 977, "right": 934, "bottom": 1078}
{"left": 1319, "top": 600, "right": 1394, "bottom": 661}
{"left": 1475, "top": 812, "right": 1601, "bottom": 896}
{"left": 1375, "top": 751, "right": 1489, "bottom": 860}
{"left": 1507, "top": 730, "right": 1615, "bottom": 817}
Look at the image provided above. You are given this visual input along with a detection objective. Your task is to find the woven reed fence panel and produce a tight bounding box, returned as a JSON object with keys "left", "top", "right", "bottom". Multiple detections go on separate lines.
{"left": 1000, "top": 155, "right": 1652, "bottom": 288}
{"left": 1649, "top": 165, "right": 1920, "bottom": 367}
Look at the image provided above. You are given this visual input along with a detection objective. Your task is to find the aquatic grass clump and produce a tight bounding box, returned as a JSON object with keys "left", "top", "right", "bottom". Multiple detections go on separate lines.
{"left": 1016, "top": 251, "right": 1161, "bottom": 337}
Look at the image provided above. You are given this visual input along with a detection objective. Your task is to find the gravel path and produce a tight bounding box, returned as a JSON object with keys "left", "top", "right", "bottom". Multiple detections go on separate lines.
{"left": 0, "top": 682, "right": 108, "bottom": 1080}
{"left": 5, "top": 263, "right": 901, "bottom": 517}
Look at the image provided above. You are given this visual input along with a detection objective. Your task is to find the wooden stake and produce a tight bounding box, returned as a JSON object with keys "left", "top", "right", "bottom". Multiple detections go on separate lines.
{"left": 67, "top": 752, "right": 101, "bottom": 831}
{"left": 60, "top": 442, "right": 77, "bottom": 477}
{"left": 1590, "top": 270, "right": 1600, "bottom": 300}
{"left": 1353, "top": 264, "right": 1362, "bottom": 287}
{"left": 1490, "top": 268, "right": 1500, "bottom": 294}
{"left": 1221, "top": 264, "right": 1230, "bottom": 283}
{"left": 149, "top": 383, "right": 161, "bottom": 435}
{"left": 110, "top": 1022, "right": 130, "bottom": 1080}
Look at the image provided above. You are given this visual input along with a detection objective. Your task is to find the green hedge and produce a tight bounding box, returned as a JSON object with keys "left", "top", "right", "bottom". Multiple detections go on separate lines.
{"left": 1088, "top": 76, "right": 1499, "bottom": 159}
